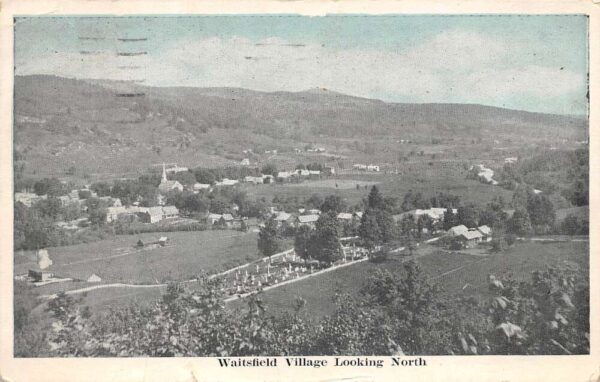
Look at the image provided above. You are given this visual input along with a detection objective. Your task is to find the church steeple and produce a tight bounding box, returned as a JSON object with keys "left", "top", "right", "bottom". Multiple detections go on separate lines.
{"left": 161, "top": 162, "right": 167, "bottom": 182}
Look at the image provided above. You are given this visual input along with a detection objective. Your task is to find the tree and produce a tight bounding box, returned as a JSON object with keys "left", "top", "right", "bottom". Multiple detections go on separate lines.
{"left": 526, "top": 193, "right": 555, "bottom": 233}
{"left": 508, "top": 208, "right": 533, "bottom": 237}
{"left": 320, "top": 194, "right": 346, "bottom": 214}
{"left": 560, "top": 214, "right": 588, "bottom": 235}
{"left": 87, "top": 198, "right": 107, "bottom": 226}
{"left": 172, "top": 171, "right": 197, "bottom": 187}
{"left": 442, "top": 207, "right": 459, "bottom": 230}
{"left": 311, "top": 212, "right": 342, "bottom": 264}
{"left": 34, "top": 177, "right": 67, "bottom": 197}
{"left": 258, "top": 218, "right": 281, "bottom": 263}
{"left": 193, "top": 168, "right": 217, "bottom": 185}
{"left": 305, "top": 194, "right": 324, "bottom": 209}
{"left": 261, "top": 163, "right": 278, "bottom": 176}
{"left": 358, "top": 208, "right": 381, "bottom": 250}
{"left": 457, "top": 204, "right": 479, "bottom": 228}
{"left": 294, "top": 225, "right": 313, "bottom": 262}
{"left": 367, "top": 186, "right": 385, "bottom": 210}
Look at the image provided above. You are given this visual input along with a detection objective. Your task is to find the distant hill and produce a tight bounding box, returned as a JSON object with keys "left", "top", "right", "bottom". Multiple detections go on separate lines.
{"left": 13, "top": 75, "right": 587, "bottom": 177}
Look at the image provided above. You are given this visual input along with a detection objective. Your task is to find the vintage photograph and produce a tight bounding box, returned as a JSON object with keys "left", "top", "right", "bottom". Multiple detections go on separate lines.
{"left": 12, "top": 15, "right": 589, "bottom": 357}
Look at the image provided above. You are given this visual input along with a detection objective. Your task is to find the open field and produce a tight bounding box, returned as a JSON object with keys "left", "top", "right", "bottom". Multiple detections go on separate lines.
{"left": 15, "top": 230, "right": 263, "bottom": 285}
{"left": 282, "top": 179, "right": 379, "bottom": 190}
{"left": 242, "top": 165, "right": 514, "bottom": 207}
{"left": 237, "top": 241, "right": 588, "bottom": 318}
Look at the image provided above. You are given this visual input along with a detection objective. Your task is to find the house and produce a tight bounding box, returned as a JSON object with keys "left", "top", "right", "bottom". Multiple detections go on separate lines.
{"left": 193, "top": 183, "right": 211, "bottom": 191}
{"left": 308, "top": 209, "right": 321, "bottom": 215}
{"left": 28, "top": 269, "right": 54, "bottom": 282}
{"left": 262, "top": 174, "right": 274, "bottom": 184}
{"left": 401, "top": 207, "right": 454, "bottom": 222}
{"left": 216, "top": 178, "right": 239, "bottom": 186}
{"left": 99, "top": 196, "right": 122, "bottom": 207}
{"left": 158, "top": 237, "right": 168, "bottom": 246}
{"left": 353, "top": 164, "right": 367, "bottom": 170}
{"left": 162, "top": 205, "right": 179, "bottom": 219}
{"left": 457, "top": 230, "right": 484, "bottom": 248}
{"left": 296, "top": 214, "right": 319, "bottom": 228}
{"left": 274, "top": 212, "right": 293, "bottom": 226}
{"left": 295, "top": 169, "right": 310, "bottom": 177}
{"left": 15, "top": 192, "right": 46, "bottom": 207}
{"left": 240, "top": 158, "right": 250, "bottom": 166}
{"left": 367, "top": 164, "right": 380, "bottom": 172}
{"left": 471, "top": 164, "right": 499, "bottom": 186}
{"left": 165, "top": 165, "right": 189, "bottom": 174}
{"left": 208, "top": 213, "right": 223, "bottom": 225}
{"left": 323, "top": 166, "right": 336, "bottom": 175}
{"left": 504, "top": 157, "right": 518, "bottom": 164}
{"left": 354, "top": 211, "right": 363, "bottom": 219}
{"left": 448, "top": 225, "right": 469, "bottom": 236}
{"left": 244, "top": 176, "right": 264, "bottom": 185}
{"left": 106, "top": 206, "right": 135, "bottom": 223}
{"left": 209, "top": 213, "right": 235, "bottom": 227}
{"left": 277, "top": 171, "right": 293, "bottom": 179}
{"left": 477, "top": 225, "right": 492, "bottom": 241}
{"left": 337, "top": 212, "right": 354, "bottom": 221}
{"left": 308, "top": 170, "right": 321, "bottom": 176}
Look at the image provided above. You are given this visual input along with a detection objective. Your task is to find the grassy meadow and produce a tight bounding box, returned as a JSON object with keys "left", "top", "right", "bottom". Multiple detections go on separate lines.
{"left": 233, "top": 240, "right": 589, "bottom": 318}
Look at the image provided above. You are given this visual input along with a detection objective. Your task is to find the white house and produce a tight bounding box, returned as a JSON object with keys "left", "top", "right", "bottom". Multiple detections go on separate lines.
{"left": 448, "top": 225, "right": 469, "bottom": 236}
{"left": 477, "top": 225, "right": 492, "bottom": 241}
{"left": 15, "top": 192, "right": 46, "bottom": 207}
{"left": 367, "top": 164, "right": 380, "bottom": 172}
{"left": 296, "top": 214, "right": 319, "bottom": 228}
{"left": 337, "top": 212, "right": 354, "bottom": 221}
{"left": 193, "top": 183, "right": 211, "bottom": 191}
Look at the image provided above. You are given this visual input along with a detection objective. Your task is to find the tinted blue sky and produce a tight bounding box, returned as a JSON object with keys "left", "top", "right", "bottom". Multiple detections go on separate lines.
{"left": 15, "top": 15, "right": 588, "bottom": 115}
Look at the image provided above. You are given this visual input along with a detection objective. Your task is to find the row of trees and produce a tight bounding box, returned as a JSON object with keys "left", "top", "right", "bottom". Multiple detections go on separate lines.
{"left": 15, "top": 260, "right": 588, "bottom": 357}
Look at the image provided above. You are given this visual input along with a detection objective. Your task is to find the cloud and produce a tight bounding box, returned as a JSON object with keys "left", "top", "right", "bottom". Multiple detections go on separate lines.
{"left": 15, "top": 29, "right": 586, "bottom": 114}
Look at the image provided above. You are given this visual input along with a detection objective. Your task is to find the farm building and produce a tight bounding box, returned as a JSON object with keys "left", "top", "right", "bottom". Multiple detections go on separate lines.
{"left": 456, "top": 230, "right": 484, "bottom": 248}
{"left": 296, "top": 214, "right": 319, "bottom": 228}
{"left": 138, "top": 206, "right": 179, "bottom": 223}
{"left": 240, "top": 158, "right": 250, "bottom": 166}
{"left": 207, "top": 213, "right": 222, "bottom": 224}
{"left": 277, "top": 171, "right": 293, "bottom": 179}
{"left": 367, "top": 164, "right": 380, "bottom": 172}
{"left": 447, "top": 225, "right": 469, "bottom": 236}
{"left": 106, "top": 206, "right": 141, "bottom": 223}
{"left": 28, "top": 269, "right": 54, "bottom": 282}
{"left": 158, "top": 236, "right": 168, "bottom": 246}
{"left": 477, "top": 225, "right": 492, "bottom": 241}
{"left": 308, "top": 209, "right": 322, "bottom": 215}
